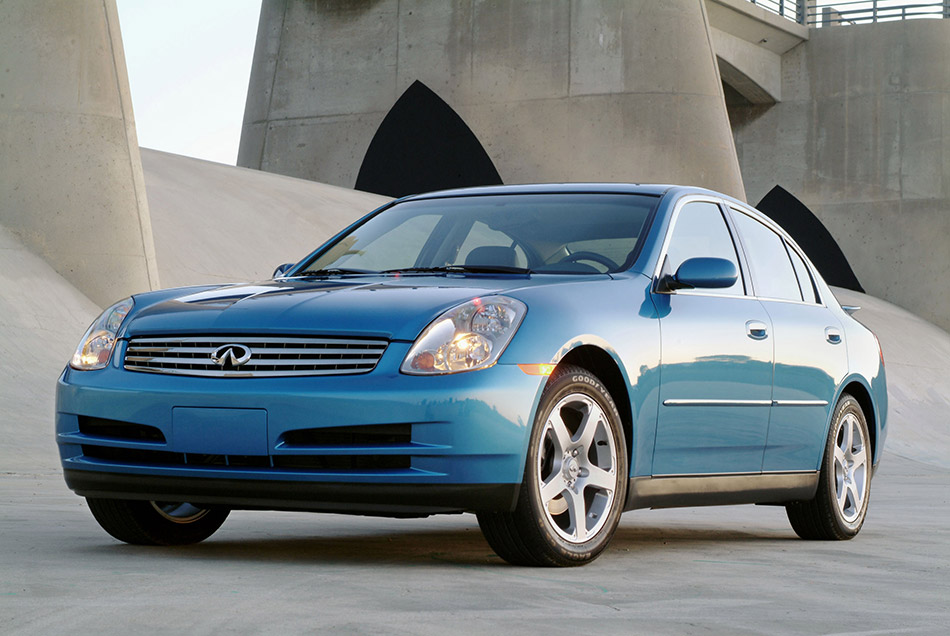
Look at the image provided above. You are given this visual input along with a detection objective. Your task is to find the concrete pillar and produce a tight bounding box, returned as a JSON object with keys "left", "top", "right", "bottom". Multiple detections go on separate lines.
{"left": 0, "top": 0, "right": 159, "bottom": 307}
{"left": 239, "top": 0, "right": 745, "bottom": 201}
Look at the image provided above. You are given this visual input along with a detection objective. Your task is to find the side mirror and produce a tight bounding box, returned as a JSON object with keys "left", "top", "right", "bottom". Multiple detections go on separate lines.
{"left": 272, "top": 263, "right": 295, "bottom": 278}
{"left": 659, "top": 257, "right": 738, "bottom": 292}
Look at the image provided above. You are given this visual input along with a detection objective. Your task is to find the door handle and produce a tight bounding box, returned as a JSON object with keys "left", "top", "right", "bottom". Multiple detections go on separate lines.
{"left": 746, "top": 320, "right": 768, "bottom": 340}
{"left": 825, "top": 327, "right": 842, "bottom": 344}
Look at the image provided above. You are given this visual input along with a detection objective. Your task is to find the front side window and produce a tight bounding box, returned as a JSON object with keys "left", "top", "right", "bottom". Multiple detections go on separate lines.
{"left": 665, "top": 201, "right": 744, "bottom": 296}
{"left": 731, "top": 210, "right": 802, "bottom": 302}
{"left": 298, "top": 193, "right": 658, "bottom": 275}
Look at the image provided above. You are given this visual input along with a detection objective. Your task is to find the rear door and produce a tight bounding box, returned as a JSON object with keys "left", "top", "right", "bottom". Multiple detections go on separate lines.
{"left": 728, "top": 208, "right": 848, "bottom": 472}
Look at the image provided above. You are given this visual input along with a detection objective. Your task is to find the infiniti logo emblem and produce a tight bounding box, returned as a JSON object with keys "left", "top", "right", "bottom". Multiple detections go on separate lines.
{"left": 210, "top": 344, "right": 252, "bottom": 369}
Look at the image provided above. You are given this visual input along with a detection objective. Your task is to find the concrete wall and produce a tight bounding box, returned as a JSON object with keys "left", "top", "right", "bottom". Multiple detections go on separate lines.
{"left": 730, "top": 19, "right": 950, "bottom": 331}
{"left": 0, "top": 0, "right": 159, "bottom": 307}
{"left": 239, "top": 0, "right": 745, "bottom": 200}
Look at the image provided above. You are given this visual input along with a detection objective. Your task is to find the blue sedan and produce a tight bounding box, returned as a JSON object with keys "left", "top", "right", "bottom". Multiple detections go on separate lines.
{"left": 57, "top": 184, "right": 887, "bottom": 566}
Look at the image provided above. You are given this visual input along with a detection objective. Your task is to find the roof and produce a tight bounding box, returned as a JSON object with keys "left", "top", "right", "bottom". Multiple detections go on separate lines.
{"left": 403, "top": 183, "right": 678, "bottom": 200}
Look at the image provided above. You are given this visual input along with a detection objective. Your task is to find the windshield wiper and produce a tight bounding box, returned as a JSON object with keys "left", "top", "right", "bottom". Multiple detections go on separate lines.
{"left": 381, "top": 265, "right": 533, "bottom": 275}
{"left": 295, "top": 268, "right": 376, "bottom": 277}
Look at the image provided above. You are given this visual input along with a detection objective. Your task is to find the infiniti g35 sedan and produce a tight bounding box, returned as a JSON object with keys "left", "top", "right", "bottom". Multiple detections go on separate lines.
{"left": 57, "top": 184, "right": 887, "bottom": 566}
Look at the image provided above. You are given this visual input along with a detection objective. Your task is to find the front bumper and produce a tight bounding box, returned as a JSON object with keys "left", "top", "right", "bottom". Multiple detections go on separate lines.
{"left": 56, "top": 341, "right": 544, "bottom": 515}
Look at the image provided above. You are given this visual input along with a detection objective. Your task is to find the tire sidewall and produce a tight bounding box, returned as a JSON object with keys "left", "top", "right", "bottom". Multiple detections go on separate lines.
{"left": 523, "top": 367, "right": 628, "bottom": 562}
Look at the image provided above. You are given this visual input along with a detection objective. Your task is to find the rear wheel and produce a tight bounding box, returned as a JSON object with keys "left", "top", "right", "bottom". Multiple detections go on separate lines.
{"left": 86, "top": 498, "right": 230, "bottom": 545}
{"left": 786, "top": 393, "right": 871, "bottom": 540}
{"left": 478, "top": 366, "right": 627, "bottom": 566}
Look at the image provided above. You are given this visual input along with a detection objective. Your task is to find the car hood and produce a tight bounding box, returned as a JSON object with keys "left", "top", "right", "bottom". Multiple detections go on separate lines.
{"left": 124, "top": 276, "right": 543, "bottom": 341}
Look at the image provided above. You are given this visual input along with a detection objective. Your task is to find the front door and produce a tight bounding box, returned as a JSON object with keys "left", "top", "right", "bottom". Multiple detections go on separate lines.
{"left": 651, "top": 200, "right": 773, "bottom": 476}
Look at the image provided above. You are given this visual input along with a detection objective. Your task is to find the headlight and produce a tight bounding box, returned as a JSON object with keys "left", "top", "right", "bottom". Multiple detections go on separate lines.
{"left": 401, "top": 296, "right": 526, "bottom": 375}
{"left": 69, "top": 297, "right": 134, "bottom": 371}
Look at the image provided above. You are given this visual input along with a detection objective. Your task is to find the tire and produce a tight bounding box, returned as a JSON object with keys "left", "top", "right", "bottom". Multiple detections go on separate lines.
{"left": 478, "top": 365, "right": 628, "bottom": 566}
{"left": 786, "top": 393, "right": 872, "bottom": 540}
{"left": 86, "top": 498, "right": 230, "bottom": 546}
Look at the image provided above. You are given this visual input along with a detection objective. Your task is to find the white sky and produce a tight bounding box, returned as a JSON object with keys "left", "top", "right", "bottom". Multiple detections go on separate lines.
{"left": 116, "top": 0, "right": 263, "bottom": 165}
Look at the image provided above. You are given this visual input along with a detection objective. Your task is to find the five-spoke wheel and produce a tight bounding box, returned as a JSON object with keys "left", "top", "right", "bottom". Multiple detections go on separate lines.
{"left": 832, "top": 410, "right": 869, "bottom": 526}
{"left": 787, "top": 393, "right": 871, "bottom": 540}
{"left": 536, "top": 392, "right": 619, "bottom": 544}
{"left": 478, "top": 365, "right": 627, "bottom": 566}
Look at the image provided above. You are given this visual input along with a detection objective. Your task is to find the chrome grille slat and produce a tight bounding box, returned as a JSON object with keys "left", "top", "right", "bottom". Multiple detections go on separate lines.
{"left": 126, "top": 346, "right": 384, "bottom": 355}
{"left": 124, "top": 336, "right": 388, "bottom": 378}
{"left": 126, "top": 356, "right": 379, "bottom": 367}
{"left": 129, "top": 336, "right": 381, "bottom": 346}
{"left": 123, "top": 366, "right": 376, "bottom": 377}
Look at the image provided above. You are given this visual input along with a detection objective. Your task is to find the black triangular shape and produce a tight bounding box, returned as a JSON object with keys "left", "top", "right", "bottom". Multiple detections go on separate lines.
{"left": 355, "top": 80, "right": 503, "bottom": 198}
{"left": 756, "top": 185, "right": 864, "bottom": 293}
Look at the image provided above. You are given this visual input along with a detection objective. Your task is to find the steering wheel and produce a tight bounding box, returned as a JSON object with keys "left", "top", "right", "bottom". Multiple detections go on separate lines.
{"left": 558, "top": 251, "right": 619, "bottom": 272}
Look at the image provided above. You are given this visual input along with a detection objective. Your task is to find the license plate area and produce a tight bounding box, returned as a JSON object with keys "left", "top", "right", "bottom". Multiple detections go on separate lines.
{"left": 171, "top": 408, "right": 268, "bottom": 456}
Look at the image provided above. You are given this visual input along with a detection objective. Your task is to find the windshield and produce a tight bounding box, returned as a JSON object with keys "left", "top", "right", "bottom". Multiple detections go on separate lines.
{"left": 296, "top": 193, "right": 658, "bottom": 276}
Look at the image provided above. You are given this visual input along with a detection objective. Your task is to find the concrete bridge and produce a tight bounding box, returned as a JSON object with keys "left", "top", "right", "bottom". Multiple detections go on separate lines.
{"left": 708, "top": 0, "right": 808, "bottom": 105}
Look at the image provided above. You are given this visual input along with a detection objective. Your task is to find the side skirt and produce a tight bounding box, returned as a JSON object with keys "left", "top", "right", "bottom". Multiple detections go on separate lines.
{"left": 624, "top": 471, "right": 819, "bottom": 511}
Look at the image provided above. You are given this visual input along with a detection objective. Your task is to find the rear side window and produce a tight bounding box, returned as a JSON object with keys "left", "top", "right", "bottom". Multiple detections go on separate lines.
{"left": 665, "top": 201, "right": 743, "bottom": 296}
{"left": 786, "top": 242, "right": 818, "bottom": 304}
{"left": 731, "top": 210, "right": 802, "bottom": 302}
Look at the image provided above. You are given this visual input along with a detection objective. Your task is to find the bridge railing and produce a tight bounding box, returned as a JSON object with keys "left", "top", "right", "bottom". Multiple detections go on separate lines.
{"left": 743, "top": 0, "right": 950, "bottom": 25}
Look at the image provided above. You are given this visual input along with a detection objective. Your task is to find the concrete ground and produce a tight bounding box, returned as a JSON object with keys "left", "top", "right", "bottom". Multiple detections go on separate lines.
{"left": 1, "top": 454, "right": 946, "bottom": 635}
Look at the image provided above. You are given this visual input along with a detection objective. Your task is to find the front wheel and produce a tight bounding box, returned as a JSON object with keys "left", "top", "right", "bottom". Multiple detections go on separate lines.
{"left": 786, "top": 393, "right": 872, "bottom": 540}
{"left": 478, "top": 365, "right": 627, "bottom": 566}
{"left": 87, "top": 498, "right": 230, "bottom": 545}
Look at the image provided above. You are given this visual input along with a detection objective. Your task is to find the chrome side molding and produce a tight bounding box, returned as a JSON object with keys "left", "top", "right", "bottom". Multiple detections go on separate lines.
{"left": 662, "top": 399, "right": 772, "bottom": 407}
{"left": 663, "top": 399, "right": 828, "bottom": 407}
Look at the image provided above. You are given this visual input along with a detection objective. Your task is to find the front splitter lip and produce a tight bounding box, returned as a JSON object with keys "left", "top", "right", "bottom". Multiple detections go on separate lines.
{"left": 64, "top": 469, "right": 520, "bottom": 517}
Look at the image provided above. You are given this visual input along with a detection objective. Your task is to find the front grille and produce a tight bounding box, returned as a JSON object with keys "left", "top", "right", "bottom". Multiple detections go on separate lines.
{"left": 124, "top": 336, "right": 388, "bottom": 378}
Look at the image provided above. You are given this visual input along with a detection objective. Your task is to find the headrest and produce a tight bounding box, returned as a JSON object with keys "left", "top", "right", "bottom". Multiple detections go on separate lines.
{"left": 464, "top": 245, "right": 517, "bottom": 267}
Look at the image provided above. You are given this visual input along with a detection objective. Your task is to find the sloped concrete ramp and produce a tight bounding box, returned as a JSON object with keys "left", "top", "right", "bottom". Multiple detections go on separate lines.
{"left": 833, "top": 287, "right": 950, "bottom": 469}
{"left": 0, "top": 224, "right": 101, "bottom": 473}
{"left": 141, "top": 148, "right": 390, "bottom": 290}
{"left": 2, "top": 152, "right": 389, "bottom": 473}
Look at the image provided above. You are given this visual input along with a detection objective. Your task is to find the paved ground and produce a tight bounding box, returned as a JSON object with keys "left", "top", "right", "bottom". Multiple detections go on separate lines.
{"left": 1, "top": 453, "right": 946, "bottom": 635}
